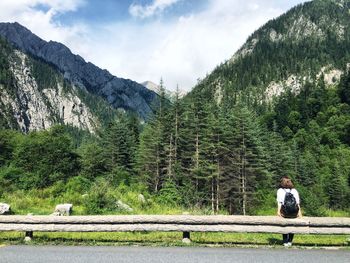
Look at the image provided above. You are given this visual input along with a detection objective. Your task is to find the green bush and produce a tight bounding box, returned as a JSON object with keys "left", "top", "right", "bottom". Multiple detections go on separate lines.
{"left": 66, "top": 176, "right": 91, "bottom": 195}
{"left": 106, "top": 167, "right": 132, "bottom": 186}
{"left": 83, "top": 179, "right": 116, "bottom": 214}
{"left": 157, "top": 178, "right": 182, "bottom": 206}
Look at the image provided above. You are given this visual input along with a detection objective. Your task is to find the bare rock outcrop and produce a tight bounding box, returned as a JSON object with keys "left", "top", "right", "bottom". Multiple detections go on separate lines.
{"left": 0, "top": 203, "right": 11, "bottom": 215}
{"left": 52, "top": 204, "right": 73, "bottom": 216}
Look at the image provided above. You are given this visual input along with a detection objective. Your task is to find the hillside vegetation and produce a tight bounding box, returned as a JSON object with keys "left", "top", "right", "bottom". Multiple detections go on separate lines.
{"left": 1, "top": 71, "right": 350, "bottom": 216}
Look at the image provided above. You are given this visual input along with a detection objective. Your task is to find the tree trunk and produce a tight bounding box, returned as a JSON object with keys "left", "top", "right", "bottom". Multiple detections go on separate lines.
{"left": 216, "top": 159, "right": 220, "bottom": 213}
{"left": 195, "top": 132, "right": 199, "bottom": 189}
{"left": 155, "top": 147, "right": 160, "bottom": 192}
{"left": 211, "top": 178, "right": 215, "bottom": 213}
{"left": 241, "top": 120, "right": 246, "bottom": 216}
{"left": 167, "top": 133, "right": 173, "bottom": 179}
{"left": 174, "top": 98, "right": 179, "bottom": 160}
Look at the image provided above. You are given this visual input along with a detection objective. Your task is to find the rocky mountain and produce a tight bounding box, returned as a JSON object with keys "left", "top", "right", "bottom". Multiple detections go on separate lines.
{"left": 141, "top": 81, "right": 160, "bottom": 94}
{"left": 190, "top": 0, "right": 350, "bottom": 107}
{"left": 141, "top": 81, "right": 187, "bottom": 99}
{"left": 0, "top": 37, "right": 115, "bottom": 133}
{"left": 0, "top": 22, "right": 158, "bottom": 120}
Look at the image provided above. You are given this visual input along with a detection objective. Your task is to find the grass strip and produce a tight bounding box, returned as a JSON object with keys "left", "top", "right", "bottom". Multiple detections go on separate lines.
{"left": 0, "top": 232, "right": 348, "bottom": 248}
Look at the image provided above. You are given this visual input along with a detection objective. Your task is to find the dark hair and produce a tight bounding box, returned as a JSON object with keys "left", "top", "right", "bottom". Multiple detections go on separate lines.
{"left": 280, "top": 176, "right": 294, "bottom": 189}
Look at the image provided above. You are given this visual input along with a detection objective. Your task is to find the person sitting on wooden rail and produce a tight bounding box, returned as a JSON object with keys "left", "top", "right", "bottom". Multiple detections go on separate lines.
{"left": 277, "top": 176, "right": 302, "bottom": 247}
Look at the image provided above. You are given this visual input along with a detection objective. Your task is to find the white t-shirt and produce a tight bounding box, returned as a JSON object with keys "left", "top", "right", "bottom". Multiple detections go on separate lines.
{"left": 277, "top": 188, "right": 300, "bottom": 205}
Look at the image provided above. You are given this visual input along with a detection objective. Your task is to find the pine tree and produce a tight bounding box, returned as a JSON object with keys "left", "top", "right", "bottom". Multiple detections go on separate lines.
{"left": 136, "top": 119, "right": 163, "bottom": 192}
{"left": 102, "top": 116, "right": 136, "bottom": 173}
{"left": 205, "top": 106, "right": 228, "bottom": 213}
{"left": 137, "top": 78, "right": 168, "bottom": 192}
{"left": 222, "top": 107, "right": 267, "bottom": 215}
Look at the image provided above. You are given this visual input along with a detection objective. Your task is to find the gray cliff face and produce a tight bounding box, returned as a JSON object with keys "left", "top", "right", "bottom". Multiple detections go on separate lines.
{"left": 0, "top": 22, "right": 157, "bottom": 119}
{"left": 0, "top": 49, "right": 98, "bottom": 133}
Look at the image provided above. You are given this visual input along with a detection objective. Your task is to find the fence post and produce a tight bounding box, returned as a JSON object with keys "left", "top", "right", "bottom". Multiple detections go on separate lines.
{"left": 182, "top": 231, "right": 191, "bottom": 243}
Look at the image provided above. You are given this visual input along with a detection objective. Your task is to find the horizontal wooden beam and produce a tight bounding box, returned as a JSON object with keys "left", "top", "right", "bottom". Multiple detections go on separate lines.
{"left": 0, "top": 223, "right": 348, "bottom": 234}
{"left": 308, "top": 217, "right": 350, "bottom": 227}
{"left": 0, "top": 215, "right": 348, "bottom": 235}
{"left": 0, "top": 215, "right": 344, "bottom": 226}
{"left": 2, "top": 215, "right": 306, "bottom": 225}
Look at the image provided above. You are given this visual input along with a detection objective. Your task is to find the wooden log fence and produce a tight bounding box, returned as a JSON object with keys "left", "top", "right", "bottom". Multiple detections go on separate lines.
{"left": 0, "top": 215, "right": 349, "bottom": 242}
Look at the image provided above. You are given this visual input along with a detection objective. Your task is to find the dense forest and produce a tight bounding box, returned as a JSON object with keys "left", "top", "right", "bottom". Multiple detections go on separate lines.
{"left": 1, "top": 71, "right": 350, "bottom": 216}
{"left": 136, "top": 71, "right": 350, "bottom": 216}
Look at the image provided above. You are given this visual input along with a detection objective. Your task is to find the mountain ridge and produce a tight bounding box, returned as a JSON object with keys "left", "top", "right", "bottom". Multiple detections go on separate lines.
{"left": 0, "top": 37, "right": 114, "bottom": 133}
{"left": 0, "top": 22, "right": 158, "bottom": 119}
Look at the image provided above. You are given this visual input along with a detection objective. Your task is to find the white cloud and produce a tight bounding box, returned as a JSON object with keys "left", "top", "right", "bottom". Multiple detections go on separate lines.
{"left": 0, "top": 0, "right": 87, "bottom": 52}
{"left": 0, "top": 0, "right": 84, "bottom": 17}
{"left": 95, "top": 0, "right": 302, "bottom": 91}
{"left": 129, "top": 0, "right": 180, "bottom": 19}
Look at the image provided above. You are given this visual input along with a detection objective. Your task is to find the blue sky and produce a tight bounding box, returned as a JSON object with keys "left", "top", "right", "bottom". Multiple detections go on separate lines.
{"left": 0, "top": 0, "right": 309, "bottom": 91}
{"left": 55, "top": 0, "right": 208, "bottom": 25}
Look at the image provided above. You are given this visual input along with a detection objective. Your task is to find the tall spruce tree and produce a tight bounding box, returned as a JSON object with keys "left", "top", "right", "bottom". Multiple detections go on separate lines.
{"left": 222, "top": 107, "right": 267, "bottom": 215}
{"left": 137, "top": 78, "right": 168, "bottom": 192}
{"left": 102, "top": 116, "right": 136, "bottom": 173}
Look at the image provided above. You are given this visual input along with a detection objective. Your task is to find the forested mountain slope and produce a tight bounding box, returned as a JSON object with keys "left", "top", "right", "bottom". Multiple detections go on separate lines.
{"left": 190, "top": 0, "right": 350, "bottom": 109}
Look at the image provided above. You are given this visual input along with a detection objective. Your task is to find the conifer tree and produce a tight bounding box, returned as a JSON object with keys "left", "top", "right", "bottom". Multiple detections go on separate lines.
{"left": 137, "top": 119, "right": 162, "bottom": 191}
{"left": 137, "top": 78, "right": 168, "bottom": 192}
{"left": 102, "top": 116, "right": 136, "bottom": 172}
{"left": 222, "top": 107, "right": 267, "bottom": 215}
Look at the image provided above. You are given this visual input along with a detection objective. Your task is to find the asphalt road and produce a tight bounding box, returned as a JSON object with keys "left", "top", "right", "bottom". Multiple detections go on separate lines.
{"left": 0, "top": 245, "right": 349, "bottom": 263}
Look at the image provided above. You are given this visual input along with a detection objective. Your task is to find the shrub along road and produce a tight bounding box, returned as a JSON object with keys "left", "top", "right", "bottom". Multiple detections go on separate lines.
{"left": 0, "top": 245, "right": 349, "bottom": 263}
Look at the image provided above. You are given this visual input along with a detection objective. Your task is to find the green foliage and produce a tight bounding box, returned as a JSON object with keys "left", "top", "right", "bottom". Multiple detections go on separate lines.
{"left": 66, "top": 176, "right": 91, "bottom": 195}
{"left": 30, "top": 56, "right": 58, "bottom": 91}
{"left": 168, "top": 0, "right": 350, "bottom": 215}
{"left": 12, "top": 126, "right": 80, "bottom": 188}
{"left": 0, "top": 231, "right": 348, "bottom": 247}
{"left": 338, "top": 70, "right": 350, "bottom": 104}
{"left": 0, "top": 39, "right": 19, "bottom": 130}
{"left": 83, "top": 179, "right": 116, "bottom": 214}
{"left": 0, "top": 37, "right": 14, "bottom": 88}
{"left": 79, "top": 142, "right": 107, "bottom": 179}
{"left": 0, "top": 166, "right": 25, "bottom": 194}
{"left": 0, "top": 129, "right": 21, "bottom": 166}
{"left": 133, "top": 68, "right": 350, "bottom": 215}
{"left": 75, "top": 88, "right": 117, "bottom": 128}
{"left": 106, "top": 166, "right": 132, "bottom": 186}
{"left": 158, "top": 178, "right": 182, "bottom": 205}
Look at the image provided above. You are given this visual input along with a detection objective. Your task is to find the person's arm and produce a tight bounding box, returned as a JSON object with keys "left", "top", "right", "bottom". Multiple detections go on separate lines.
{"left": 294, "top": 189, "right": 302, "bottom": 218}
{"left": 277, "top": 203, "right": 282, "bottom": 217}
{"left": 276, "top": 189, "right": 283, "bottom": 217}
{"left": 297, "top": 204, "right": 302, "bottom": 218}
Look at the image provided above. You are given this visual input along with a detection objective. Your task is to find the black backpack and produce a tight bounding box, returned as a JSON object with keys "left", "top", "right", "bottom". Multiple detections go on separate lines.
{"left": 281, "top": 189, "right": 299, "bottom": 218}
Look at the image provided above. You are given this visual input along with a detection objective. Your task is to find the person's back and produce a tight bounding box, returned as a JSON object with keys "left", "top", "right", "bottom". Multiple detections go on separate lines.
{"left": 276, "top": 176, "right": 302, "bottom": 247}
{"left": 277, "top": 187, "right": 300, "bottom": 218}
